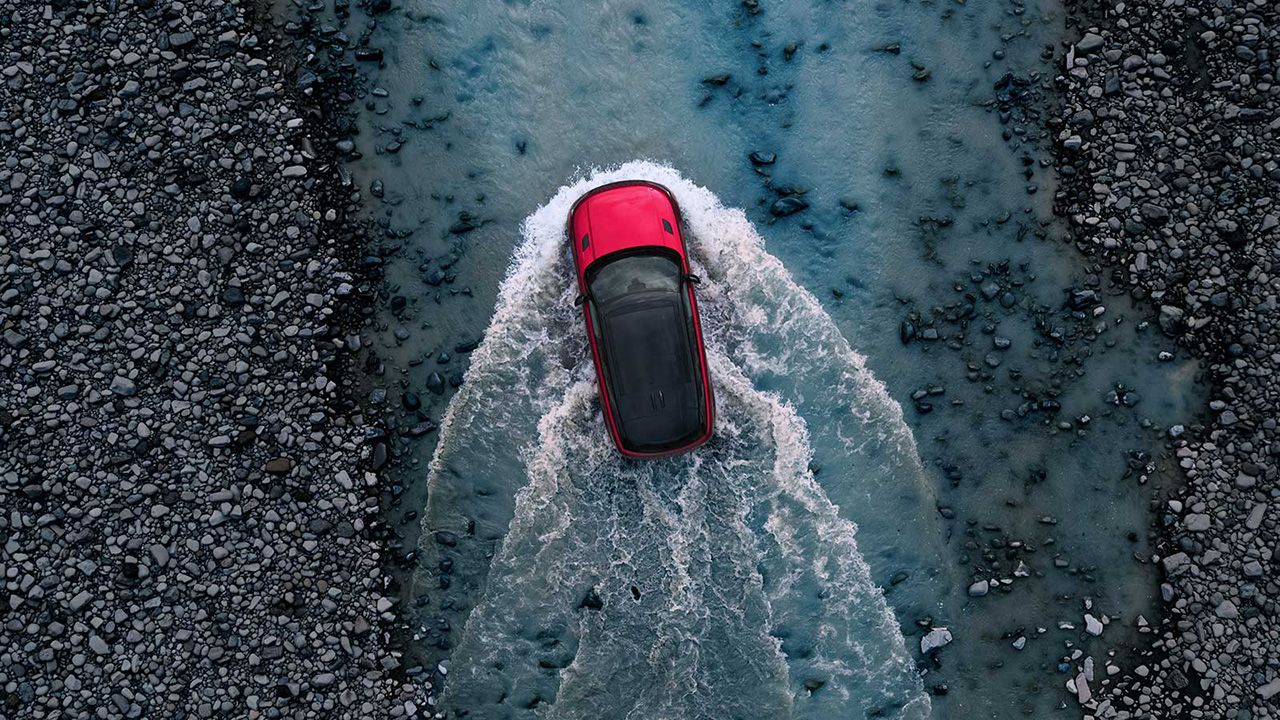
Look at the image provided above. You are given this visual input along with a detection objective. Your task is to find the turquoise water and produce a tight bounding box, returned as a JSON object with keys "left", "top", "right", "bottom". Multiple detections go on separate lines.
{"left": 267, "top": 0, "right": 1206, "bottom": 715}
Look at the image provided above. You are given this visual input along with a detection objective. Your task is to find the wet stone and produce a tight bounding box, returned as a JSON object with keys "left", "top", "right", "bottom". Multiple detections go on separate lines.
{"left": 770, "top": 196, "right": 809, "bottom": 217}
{"left": 921, "top": 627, "right": 953, "bottom": 654}
{"left": 426, "top": 372, "right": 446, "bottom": 395}
{"left": 371, "top": 443, "right": 389, "bottom": 470}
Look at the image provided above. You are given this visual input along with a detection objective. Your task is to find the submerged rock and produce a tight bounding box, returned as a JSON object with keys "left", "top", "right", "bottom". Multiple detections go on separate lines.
{"left": 578, "top": 587, "right": 604, "bottom": 610}
{"left": 769, "top": 196, "right": 809, "bottom": 217}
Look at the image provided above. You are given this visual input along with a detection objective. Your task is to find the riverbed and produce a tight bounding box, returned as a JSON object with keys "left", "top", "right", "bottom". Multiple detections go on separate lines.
{"left": 267, "top": 0, "right": 1205, "bottom": 716}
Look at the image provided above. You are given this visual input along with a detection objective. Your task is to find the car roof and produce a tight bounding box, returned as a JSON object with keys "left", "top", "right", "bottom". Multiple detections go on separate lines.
{"left": 569, "top": 182, "right": 685, "bottom": 276}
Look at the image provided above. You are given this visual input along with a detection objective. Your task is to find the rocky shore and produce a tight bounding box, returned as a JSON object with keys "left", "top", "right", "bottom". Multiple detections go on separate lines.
{"left": 1055, "top": 0, "right": 1279, "bottom": 716}
{"left": 0, "top": 0, "right": 420, "bottom": 716}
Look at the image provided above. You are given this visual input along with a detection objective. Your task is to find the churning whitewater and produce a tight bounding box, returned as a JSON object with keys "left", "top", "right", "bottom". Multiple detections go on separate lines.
{"left": 413, "top": 163, "right": 947, "bottom": 719}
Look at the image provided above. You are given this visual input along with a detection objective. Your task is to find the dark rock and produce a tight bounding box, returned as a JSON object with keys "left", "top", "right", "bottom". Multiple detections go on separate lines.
{"left": 221, "top": 286, "right": 246, "bottom": 307}
{"left": 371, "top": 442, "right": 389, "bottom": 470}
{"left": 1140, "top": 202, "right": 1169, "bottom": 224}
{"left": 449, "top": 212, "right": 480, "bottom": 234}
{"left": 230, "top": 176, "right": 252, "bottom": 199}
{"left": 578, "top": 587, "right": 604, "bottom": 610}
{"left": 899, "top": 320, "right": 916, "bottom": 344}
{"left": 264, "top": 457, "right": 294, "bottom": 475}
{"left": 770, "top": 196, "right": 809, "bottom": 217}
{"left": 426, "top": 372, "right": 446, "bottom": 395}
{"left": 112, "top": 245, "right": 134, "bottom": 267}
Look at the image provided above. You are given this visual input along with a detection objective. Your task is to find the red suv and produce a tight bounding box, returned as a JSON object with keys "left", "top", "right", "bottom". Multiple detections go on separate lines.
{"left": 567, "top": 181, "right": 715, "bottom": 458}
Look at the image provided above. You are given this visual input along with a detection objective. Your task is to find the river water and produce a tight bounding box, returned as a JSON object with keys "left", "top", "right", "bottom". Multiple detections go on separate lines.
{"left": 269, "top": 0, "right": 1204, "bottom": 717}
{"left": 417, "top": 164, "right": 943, "bottom": 718}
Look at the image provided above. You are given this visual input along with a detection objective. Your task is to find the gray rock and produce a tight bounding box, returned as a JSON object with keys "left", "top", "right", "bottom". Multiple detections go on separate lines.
{"left": 1215, "top": 600, "right": 1239, "bottom": 619}
{"left": 1161, "top": 552, "right": 1190, "bottom": 573}
{"left": 1245, "top": 503, "right": 1266, "bottom": 530}
{"left": 109, "top": 376, "right": 137, "bottom": 396}
{"left": 88, "top": 635, "right": 109, "bottom": 655}
{"left": 1183, "top": 513, "right": 1211, "bottom": 531}
{"left": 68, "top": 590, "right": 93, "bottom": 612}
{"left": 920, "top": 626, "right": 953, "bottom": 654}
{"left": 1076, "top": 32, "right": 1104, "bottom": 53}
{"left": 1073, "top": 672, "right": 1091, "bottom": 704}
{"left": 1084, "top": 613, "right": 1104, "bottom": 636}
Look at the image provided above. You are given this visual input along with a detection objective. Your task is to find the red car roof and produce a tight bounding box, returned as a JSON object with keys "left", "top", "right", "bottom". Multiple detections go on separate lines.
{"left": 568, "top": 182, "right": 687, "bottom": 279}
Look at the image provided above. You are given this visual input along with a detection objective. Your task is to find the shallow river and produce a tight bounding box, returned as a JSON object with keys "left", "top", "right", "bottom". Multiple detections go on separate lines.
{"left": 271, "top": 0, "right": 1205, "bottom": 716}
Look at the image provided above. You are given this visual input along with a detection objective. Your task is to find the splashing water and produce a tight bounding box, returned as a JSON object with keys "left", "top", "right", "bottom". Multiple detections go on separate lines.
{"left": 413, "top": 162, "right": 947, "bottom": 719}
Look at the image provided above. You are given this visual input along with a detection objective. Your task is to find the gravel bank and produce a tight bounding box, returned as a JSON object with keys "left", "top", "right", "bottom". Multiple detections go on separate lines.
{"left": 1055, "top": 0, "right": 1279, "bottom": 716}
{"left": 0, "top": 0, "right": 420, "bottom": 716}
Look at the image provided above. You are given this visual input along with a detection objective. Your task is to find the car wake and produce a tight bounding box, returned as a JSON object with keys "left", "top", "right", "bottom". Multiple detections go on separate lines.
{"left": 412, "top": 162, "right": 945, "bottom": 719}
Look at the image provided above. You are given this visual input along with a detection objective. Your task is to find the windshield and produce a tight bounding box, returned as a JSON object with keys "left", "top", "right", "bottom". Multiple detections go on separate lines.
{"left": 587, "top": 253, "right": 681, "bottom": 306}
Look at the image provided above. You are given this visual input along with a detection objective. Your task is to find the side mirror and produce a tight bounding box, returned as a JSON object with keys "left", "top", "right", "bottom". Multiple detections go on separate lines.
{"left": 574, "top": 293, "right": 589, "bottom": 307}
{"left": 683, "top": 273, "right": 701, "bottom": 285}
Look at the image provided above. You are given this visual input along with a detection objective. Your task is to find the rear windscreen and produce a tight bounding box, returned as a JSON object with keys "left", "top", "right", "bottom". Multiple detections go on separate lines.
{"left": 587, "top": 253, "right": 681, "bottom": 306}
